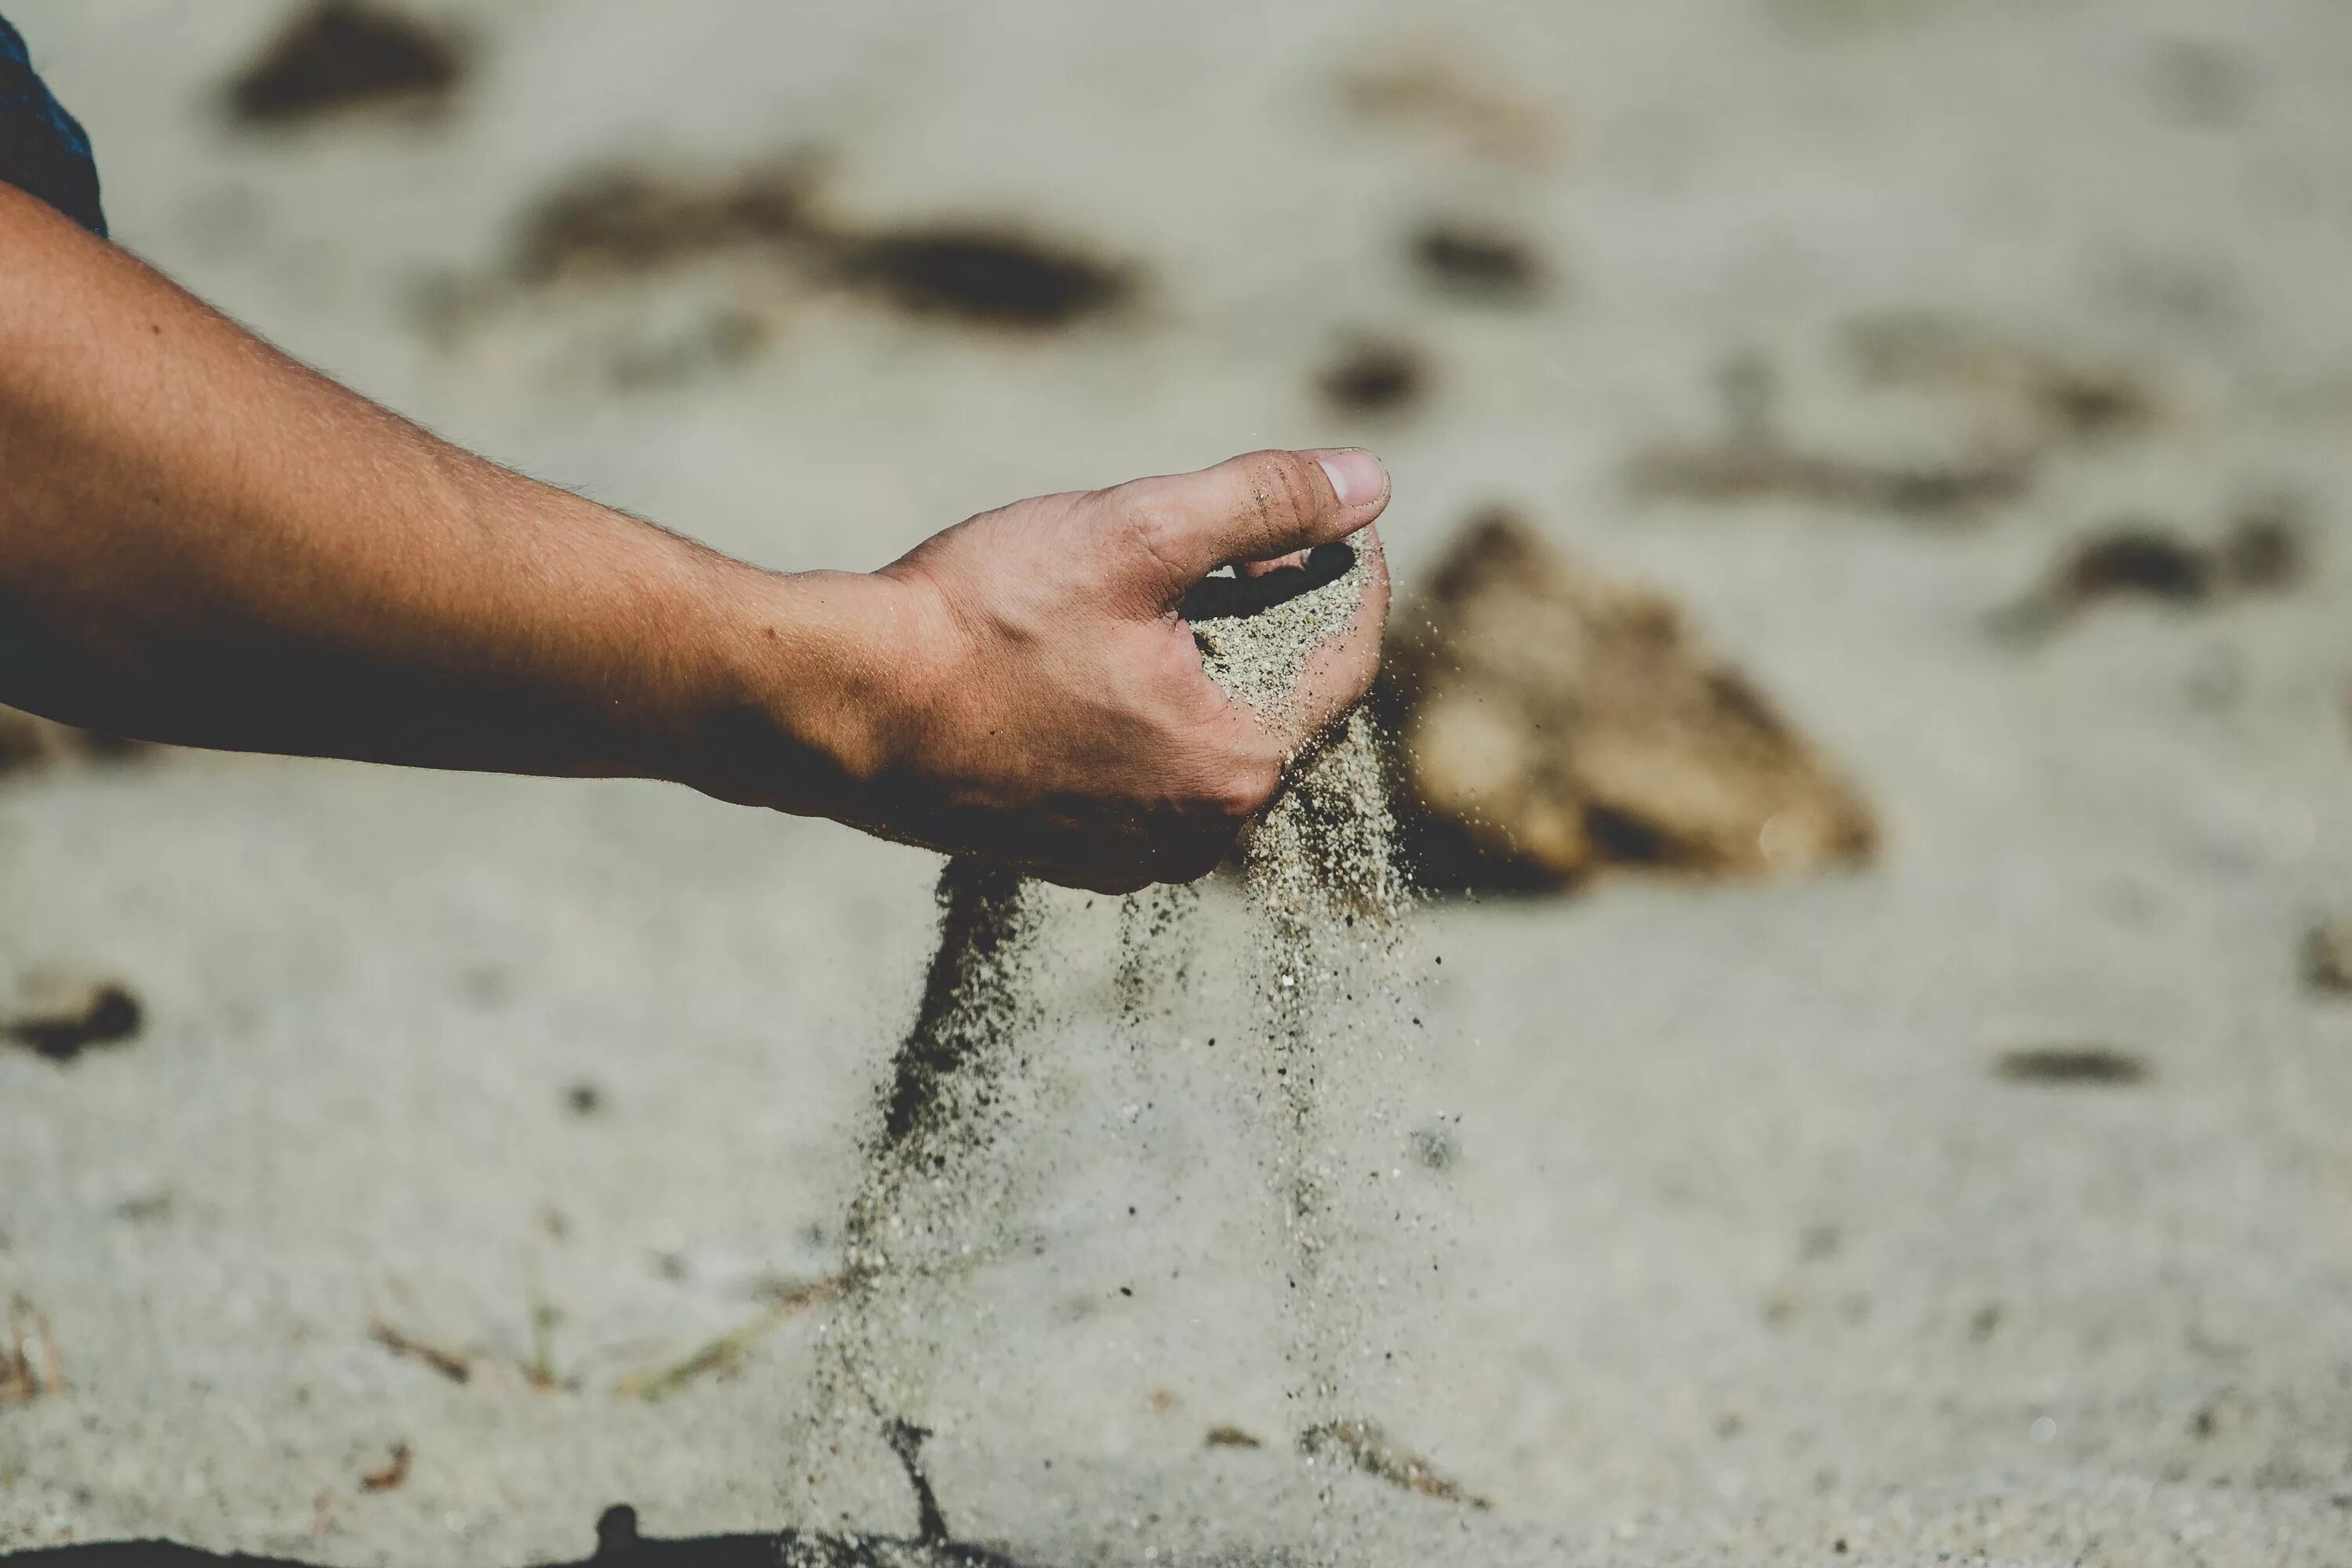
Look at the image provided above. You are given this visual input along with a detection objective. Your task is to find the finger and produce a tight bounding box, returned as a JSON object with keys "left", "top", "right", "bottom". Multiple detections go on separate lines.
{"left": 1105, "top": 448, "right": 1389, "bottom": 601}
{"left": 1272, "top": 523, "right": 1390, "bottom": 750}
{"left": 1238, "top": 550, "right": 1311, "bottom": 577}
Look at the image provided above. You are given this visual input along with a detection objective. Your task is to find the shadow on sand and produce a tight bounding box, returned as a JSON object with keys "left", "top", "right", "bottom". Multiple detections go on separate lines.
{"left": 0, "top": 1504, "right": 1028, "bottom": 1568}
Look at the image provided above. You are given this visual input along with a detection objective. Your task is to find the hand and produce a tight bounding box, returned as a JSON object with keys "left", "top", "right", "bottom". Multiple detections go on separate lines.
{"left": 0, "top": 187, "right": 1383, "bottom": 873}
{"left": 747, "top": 448, "right": 1390, "bottom": 892}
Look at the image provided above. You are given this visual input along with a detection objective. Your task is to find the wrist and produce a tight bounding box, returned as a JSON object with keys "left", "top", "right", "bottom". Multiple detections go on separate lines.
{"left": 682, "top": 564, "right": 947, "bottom": 820}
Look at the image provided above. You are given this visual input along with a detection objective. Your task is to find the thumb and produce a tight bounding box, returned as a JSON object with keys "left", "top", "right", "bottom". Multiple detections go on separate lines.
{"left": 1102, "top": 448, "right": 1389, "bottom": 604}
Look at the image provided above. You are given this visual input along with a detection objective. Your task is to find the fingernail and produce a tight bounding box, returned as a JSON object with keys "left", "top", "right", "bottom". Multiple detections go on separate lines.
{"left": 1316, "top": 448, "right": 1386, "bottom": 508}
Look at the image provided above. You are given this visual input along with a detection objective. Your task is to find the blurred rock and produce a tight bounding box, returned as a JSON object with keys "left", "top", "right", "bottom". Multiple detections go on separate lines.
{"left": 1630, "top": 339, "right": 2038, "bottom": 521}
{"left": 1993, "top": 1045, "right": 2151, "bottom": 1087}
{"left": 2034, "top": 524, "right": 2215, "bottom": 606}
{"left": 1334, "top": 43, "right": 1563, "bottom": 167}
{"left": 1410, "top": 220, "right": 1552, "bottom": 306}
{"left": 1380, "top": 510, "right": 1878, "bottom": 891}
{"left": 830, "top": 224, "right": 1133, "bottom": 329}
{"left": 1318, "top": 338, "right": 1428, "bottom": 416}
{"left": 1626, "top": 430, "right": 2033, "bottom": 520}
{"left": 507, "top": 161, "right": 818, "bottom": 287}
{"left": 1844, "top": 310, "right": 2165, "bottom": 448}
{"left": 454, "top": 158, "right": 1128, "bottom": 382}
{"left": 1993, "top": 499, "right": 2310, "bottom": 643}
{"left": 225, "top": 1, "right": 466, "bottom": 127}
{"left": 1635, "top": 312, "right": 2174, "bottom": 525}
{"left": 2216, "top": 494, "right": 2309, "bottom": 590}
{"left": 508, "top": 156, "right": 1128, "bottom": 328}
{"left": 1, "top": 975, "right": 144, "bottom": 1063}
{"left": 2299, "top": 919, "right": 2352, "bottom": 995}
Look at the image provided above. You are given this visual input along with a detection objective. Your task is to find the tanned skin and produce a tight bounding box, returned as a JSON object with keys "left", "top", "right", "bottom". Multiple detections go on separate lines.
{"left": 0, "top": 183, "right": 1388, "bottom": 891}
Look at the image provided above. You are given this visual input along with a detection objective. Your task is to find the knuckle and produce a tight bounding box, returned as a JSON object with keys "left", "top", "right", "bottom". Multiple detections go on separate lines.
{"left": 1243, "top": 449, "right": 1323, "bottom": 536}
{"left": 1214, "top": 753, "right": 1282, "bottom": 819}
{"left": 1118, "top": 497, "right": 1193, "bottom": 593}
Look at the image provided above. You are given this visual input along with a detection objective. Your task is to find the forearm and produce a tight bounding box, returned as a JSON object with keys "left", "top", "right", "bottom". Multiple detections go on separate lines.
{"left": 0, "top": 183, "right": 873, "bottom": 800}
{"left": 0, "top": 184, "right": 1392, "bottom": 890}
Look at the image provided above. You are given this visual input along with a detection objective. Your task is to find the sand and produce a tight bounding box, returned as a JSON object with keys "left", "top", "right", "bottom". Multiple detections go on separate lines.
{"left": 1196, "top": 556, "right": 1426, "bottom": 1552}
{"left": 779, "top": 550, "right": 1410, "bottom": 1564}
{"left": 793, "top": 858, "right": 1047, "bottom": 1558}
{"left": 6, "top": 1, "right": 2352, "bottom": 1564}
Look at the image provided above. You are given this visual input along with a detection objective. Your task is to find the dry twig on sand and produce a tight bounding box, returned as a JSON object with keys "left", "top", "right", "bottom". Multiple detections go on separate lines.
{"left": 358, "top": 1442, "right": 412, "bottom": 1494}
{"left": 614, "top": 1273, "right": 847, "bottom": 1402}
{"left": 1301, "top": 1417, "right": 1491, "bottom": 1510}
{"left": 0, "top": 1295, "right": 64, "bottom": 1403}
{"left": 367, "top": 1317, "right": 472, "bottom": 1384}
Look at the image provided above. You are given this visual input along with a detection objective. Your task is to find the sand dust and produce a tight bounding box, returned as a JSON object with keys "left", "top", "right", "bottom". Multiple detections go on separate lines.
{"left": 1200, "top": 559, "right": 1428, "bottom": 1546}
{"left": 793, "top": 547, "right": 1421, "bottom": 1561}
{"left": 793, "top": 859, "right": 1049, "bottom": 1559}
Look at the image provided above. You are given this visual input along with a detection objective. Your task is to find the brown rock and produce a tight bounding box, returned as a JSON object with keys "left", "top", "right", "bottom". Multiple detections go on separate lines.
{"left": 2, "top": 975, "right": 145, "bottom": 1063}
{"left": 2299, "top": 919, "right": 2352, "bottom": 995}
{"left": 224, "top": 1, "right": 467, "bottom": 128}
{"left": 1380, "top": 510, "right": 1878, "bottom": 890}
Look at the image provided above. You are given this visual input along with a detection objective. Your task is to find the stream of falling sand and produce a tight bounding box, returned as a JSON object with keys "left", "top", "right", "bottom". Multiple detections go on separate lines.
{"left": 795, "top": 546, "right": 1411, "bottom": 1563}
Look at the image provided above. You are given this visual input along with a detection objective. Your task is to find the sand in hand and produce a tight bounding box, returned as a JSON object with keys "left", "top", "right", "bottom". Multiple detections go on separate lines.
{"left": 792, "top": 543, "right": 1423, "bottom": 1563}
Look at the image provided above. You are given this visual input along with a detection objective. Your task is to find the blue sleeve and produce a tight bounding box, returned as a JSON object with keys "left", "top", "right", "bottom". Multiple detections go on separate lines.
{"left": 0, "top": 10, "right": 106, "bottom": 237}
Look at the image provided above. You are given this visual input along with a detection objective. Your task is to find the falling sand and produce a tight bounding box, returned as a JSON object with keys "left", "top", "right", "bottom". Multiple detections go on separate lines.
{"left": 1193, "top": 547, "right": 1414, "bottom": 1464}
{"left": 793, "top": 542, "right": 1424, "bottom": 1564}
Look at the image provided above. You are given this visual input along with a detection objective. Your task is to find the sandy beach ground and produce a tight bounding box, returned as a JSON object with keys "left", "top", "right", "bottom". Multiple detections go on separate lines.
{"left": 5, "top": 2, "right": 2352, "bottom": 1563}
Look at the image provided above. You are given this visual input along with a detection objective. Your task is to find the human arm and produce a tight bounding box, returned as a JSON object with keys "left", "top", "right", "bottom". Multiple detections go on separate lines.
{"left": 0, "top": 184, "right": 1388, "bottom": 889}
